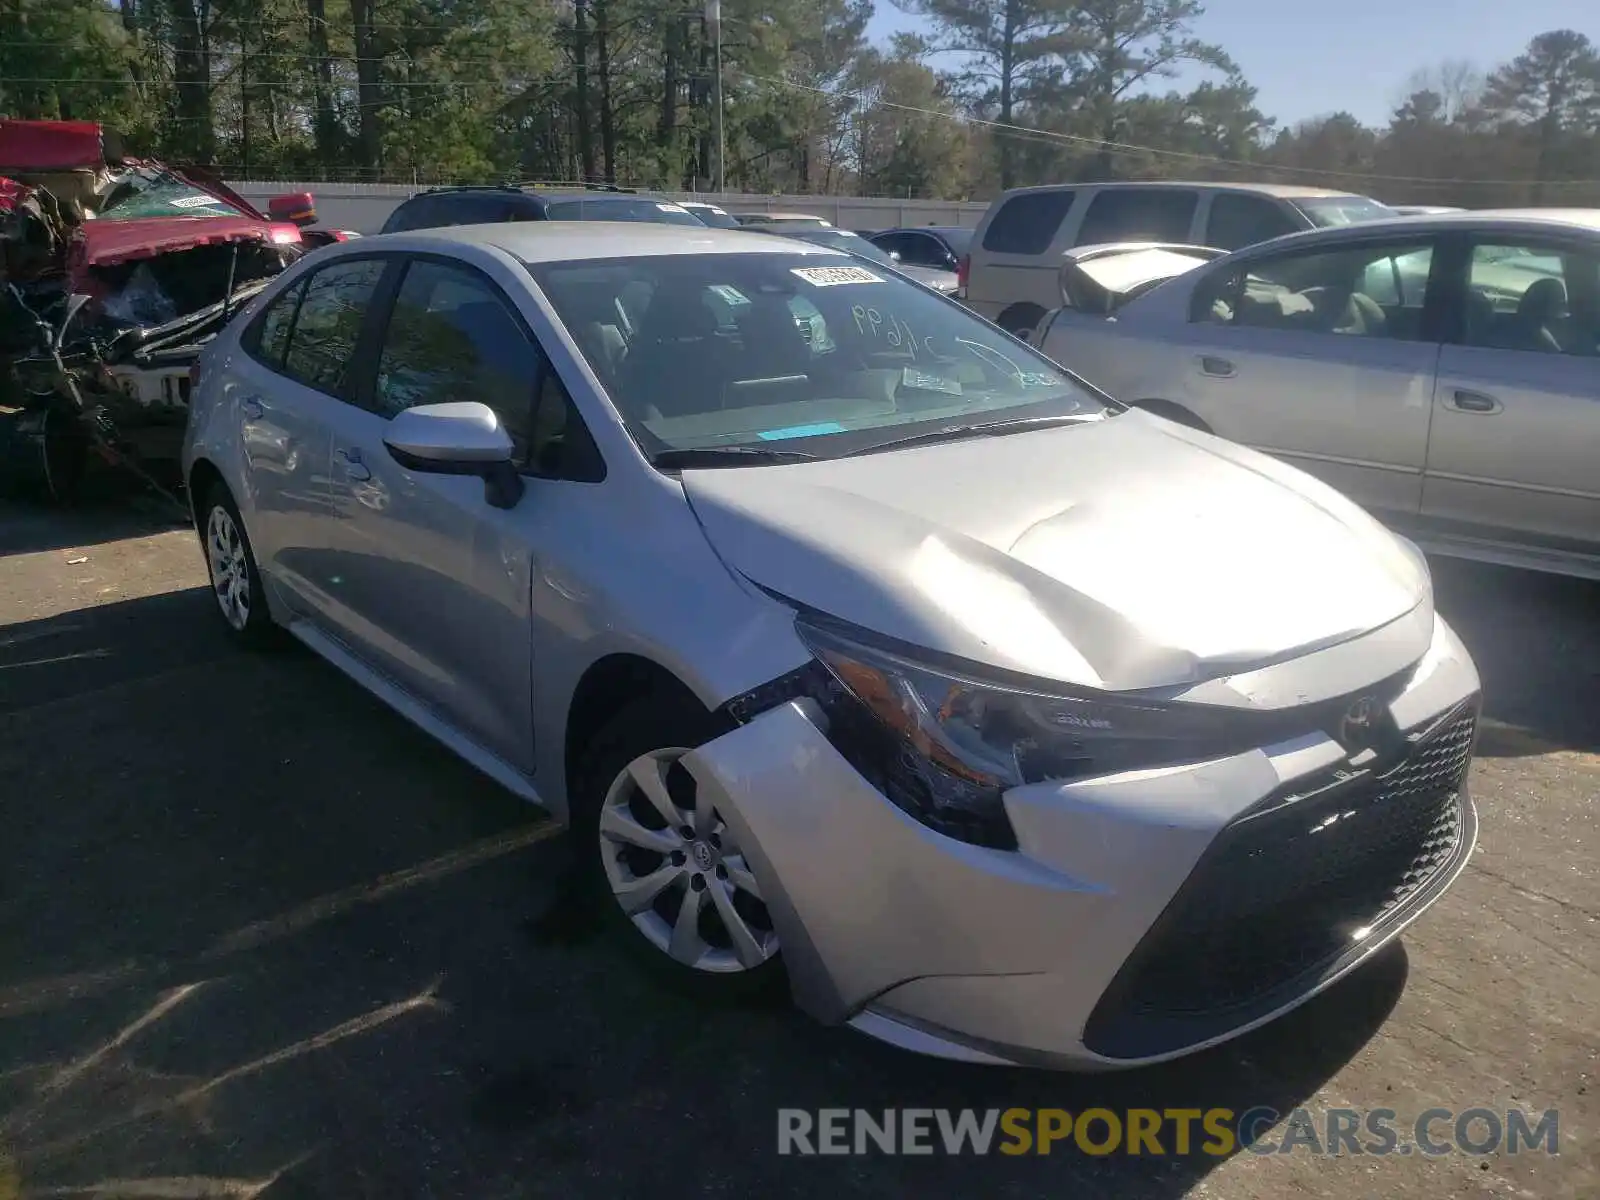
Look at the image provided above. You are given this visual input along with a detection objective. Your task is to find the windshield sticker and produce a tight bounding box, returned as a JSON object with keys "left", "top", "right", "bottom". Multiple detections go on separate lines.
{"left": 791, "top": 265, "right": 884, "bottom": 287}
{"left": 656, "top": 203, "right": 690, "bottom": 213}
{"left": 758, "top": 421, "right": 847, "bottom": 441}
{"left": 169, "top": 193, "right": 229, "bottom": 210}
{"left": 900, "top": 367, "right": 963, "bottom": 397}
{"left": 1017, "top": 370, "right": 1065, "bottom": 387}
{"left": 708, "top": 284, "right": 750, "bottom": 305}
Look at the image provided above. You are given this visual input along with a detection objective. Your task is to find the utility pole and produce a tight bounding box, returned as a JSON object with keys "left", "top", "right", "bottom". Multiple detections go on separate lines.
{"left": 705, "top": 0, "right": 724, "bottom": 193}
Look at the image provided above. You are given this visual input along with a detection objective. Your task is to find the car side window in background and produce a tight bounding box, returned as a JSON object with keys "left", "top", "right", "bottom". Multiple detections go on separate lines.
{"left": 244, "top": 279, "right": 304, "bottom": 369}
{"left": 280, "top": 258, "right": 386, "bottom": 394}
{"left": 1204, "top": 194, "right": 1298, "bottom": 251}
{"left": 1191, "top": 242, "right": 1435, "bottom": 341}
{"left": 1075, "top": 189, "right": 1198, "bottom": 245}
{"left": 1461, "top": 242, "right": 1599, "bottom": 357}
{"left": 980, "top": 191, "right": 1075, "bottom": 254}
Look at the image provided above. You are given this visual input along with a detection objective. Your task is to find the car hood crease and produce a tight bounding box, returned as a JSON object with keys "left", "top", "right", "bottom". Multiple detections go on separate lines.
{"left": 681, "top": 413, "right": 1432, "bottom": 693}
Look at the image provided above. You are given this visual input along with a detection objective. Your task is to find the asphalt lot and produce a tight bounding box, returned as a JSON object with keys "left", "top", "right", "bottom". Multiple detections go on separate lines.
{"left": 0, "top": 494, "right": 1594, "bottom": 1199}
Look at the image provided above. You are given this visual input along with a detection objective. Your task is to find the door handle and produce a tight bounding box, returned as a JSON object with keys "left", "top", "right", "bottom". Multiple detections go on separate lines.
{"left": 334, "top": 447, "right": 372, "bottom": 482}
{"left": 240, "top": 397, "right": 264, "bottom": 420}
{"left": 1199, "top": 356, "right": 1236, "bottom": 378}
{"left": 1448, "top": 389, "right": 1503, "bottom": 414}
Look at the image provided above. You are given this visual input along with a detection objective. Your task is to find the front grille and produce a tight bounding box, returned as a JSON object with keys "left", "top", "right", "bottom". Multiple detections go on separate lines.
{"left": 1083, "top": 700, "right": 1478, "bottom": 1059}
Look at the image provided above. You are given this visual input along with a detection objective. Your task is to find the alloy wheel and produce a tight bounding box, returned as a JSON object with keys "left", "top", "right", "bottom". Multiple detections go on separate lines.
{"left": 598, "top": 748, "right": 779, "bottom": 973}
{"left": 206, "top": 504, "right": 252, "bottom": 631}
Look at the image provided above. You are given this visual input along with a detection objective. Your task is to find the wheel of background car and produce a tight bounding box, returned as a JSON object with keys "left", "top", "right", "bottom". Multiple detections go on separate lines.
{"left": 572, "top": 693, "right": 785, "bottom": 1001}
{"left": 1134, "top": 400, "right": 1212, "bottom": 433}
{"left": 997, "top": 303, "right": 1046, "bottom": 340}
{"left": 201, "top": 482, "right": 279, "bottom": 649}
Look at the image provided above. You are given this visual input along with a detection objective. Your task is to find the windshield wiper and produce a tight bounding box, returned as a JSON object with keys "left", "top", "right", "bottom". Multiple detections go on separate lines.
{"left": 842, "top": 413, "right": 1101, "bottom": 457}
{"left": 649, "top": 445, "right": 822, "bottom": 470}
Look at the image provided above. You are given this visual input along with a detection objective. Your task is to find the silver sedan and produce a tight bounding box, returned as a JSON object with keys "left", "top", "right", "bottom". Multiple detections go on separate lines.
{"left": 183, "top": 222, "right": 1481, "bottom": 1069}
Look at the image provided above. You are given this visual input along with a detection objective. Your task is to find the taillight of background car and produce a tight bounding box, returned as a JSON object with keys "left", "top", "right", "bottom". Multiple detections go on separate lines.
{"left": 956, "top": 254, "right": 969, "bottom": 292}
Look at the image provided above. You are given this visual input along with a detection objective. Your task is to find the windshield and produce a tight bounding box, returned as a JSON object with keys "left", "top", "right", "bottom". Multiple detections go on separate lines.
{"left": 526, "top": 252, "right": 1109, "bottom": 461}
{"left": 97, "top": 168, "right": 245, "bottom": 220}
{"left": 1295, "top": 195, "right": 1399, "bottom": 227}
{"left": 782, "top": 230, "right": 895, "bottom": 266}
{"left": 544, "top": 198, "right": 706, "bottom": 227}
{"left": 686, "top": 204, "right": 742, "bottom": 229}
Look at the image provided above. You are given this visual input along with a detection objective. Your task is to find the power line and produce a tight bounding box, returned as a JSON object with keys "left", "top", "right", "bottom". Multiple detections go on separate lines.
{"left": 741, "top": 71, "right": 1600, "bottom": 189}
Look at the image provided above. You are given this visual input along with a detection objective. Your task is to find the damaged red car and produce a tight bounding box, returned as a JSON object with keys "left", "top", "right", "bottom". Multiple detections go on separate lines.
{"left": 0, "top": 119, "right": 350, "bottom": 502}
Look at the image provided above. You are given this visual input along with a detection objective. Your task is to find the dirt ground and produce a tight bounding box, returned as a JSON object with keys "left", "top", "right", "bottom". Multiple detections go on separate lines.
{"left": 0, "top": 497, "right": 1594, "bottom": 1199}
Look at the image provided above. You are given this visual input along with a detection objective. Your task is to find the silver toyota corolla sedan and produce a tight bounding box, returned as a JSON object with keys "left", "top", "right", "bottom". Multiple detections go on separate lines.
{"left": 182, "top": 222, "right": 1482, "bottom": 1070}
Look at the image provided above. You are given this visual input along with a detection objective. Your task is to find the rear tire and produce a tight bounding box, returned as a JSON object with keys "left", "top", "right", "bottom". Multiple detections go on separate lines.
{"left": 571, "top": 694, "right": 785, "bottom": 1003}
{"left": 199, "top": 482, "right": 280, "bottom": 649}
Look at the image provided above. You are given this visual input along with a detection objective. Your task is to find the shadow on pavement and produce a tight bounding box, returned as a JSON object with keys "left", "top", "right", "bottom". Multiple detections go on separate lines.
{"left": 0, "top": 584, "right": 1409, "bottom": 1198}
{"left": 0, "top": 493, "right": 187, "bottom": 559}
{"left": 1429, "top": 556, "right": 1600, "bottom": 757}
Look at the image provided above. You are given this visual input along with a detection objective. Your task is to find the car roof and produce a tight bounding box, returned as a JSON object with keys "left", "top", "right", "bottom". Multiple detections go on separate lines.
{"left": 390, "top": 220, "right": 851, "bottom": 263}
{"left": 1242, "top": 207, "right": 1600, "bottom": 249}
{"left": 994, "top": 181, "right": 1371, "bottom": 201}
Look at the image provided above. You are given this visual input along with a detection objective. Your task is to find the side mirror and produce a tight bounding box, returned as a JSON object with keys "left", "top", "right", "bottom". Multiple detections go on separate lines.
{"left": 382, "top": 401, "right": 524, "bottom": 509}
{"left": 268, "top": 191, "right": 317, "bottom": 227}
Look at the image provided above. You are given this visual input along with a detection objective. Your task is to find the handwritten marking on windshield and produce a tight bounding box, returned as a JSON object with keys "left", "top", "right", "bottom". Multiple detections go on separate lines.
{"left": 850, "top": 306, "right": 936, "bottom": 358}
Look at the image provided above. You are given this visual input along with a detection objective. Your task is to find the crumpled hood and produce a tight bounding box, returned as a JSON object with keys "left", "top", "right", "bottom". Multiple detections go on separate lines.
{"left": 75, "top": 216, "right": 301, "bottom": 267}
{"left": 682, "top": 411, "right": 1432, "bottom": 693}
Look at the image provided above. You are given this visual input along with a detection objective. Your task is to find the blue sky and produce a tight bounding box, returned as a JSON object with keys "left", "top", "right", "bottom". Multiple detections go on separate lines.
{"left": 866, "top": 0, "right": 1595, "bottom": 128}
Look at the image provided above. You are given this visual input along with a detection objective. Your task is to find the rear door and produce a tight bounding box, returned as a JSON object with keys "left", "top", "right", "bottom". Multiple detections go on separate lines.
{"left": 1176, "top": 233, "right": 1448, "bottom": 518}
{"left": 1422, "top": 232, "right": 1600, "bottom": 555}
{"left": 232, "top": 255, "right": 388, "bottom": 614}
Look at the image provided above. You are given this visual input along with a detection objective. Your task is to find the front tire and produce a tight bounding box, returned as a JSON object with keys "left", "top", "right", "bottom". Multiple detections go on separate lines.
{"left": 200, "top": 482, "right": 279, "bottom": 649}
{"left": 572, "top": 695, "right": 784, "bottom": 1002}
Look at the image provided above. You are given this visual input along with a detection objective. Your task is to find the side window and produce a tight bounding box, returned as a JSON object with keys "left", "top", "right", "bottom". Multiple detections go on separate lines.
{"left": 1204, "top": 194, "right": 1299, "bottom": 251}
{"left": 871, "top": 232, "right": 911, "bottom": 261}
{"left": 1192, "top": 241, "right": 1436, "bottom": 341}
{"left": 980, "top": 191, "right": 1075, "bottom": 255}
{"left": 244, "top": 279, "right": 304, "bottom": 369}
{"left": 280, "top": 258, "right": 387, "bottom": 394}
{"left": 1075, "top": 189, "right": 1198, "bottom": 245}
{"left": 1461, "top": 242, "right": 1599, "bottom": 357}
{"left": 373, "top": 259, "right": 604, "bottom": 478}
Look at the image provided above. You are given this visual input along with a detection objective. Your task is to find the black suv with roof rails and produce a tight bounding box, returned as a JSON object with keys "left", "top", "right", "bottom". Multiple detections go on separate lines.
{"left": 378, "top": 184, "right": 709, "bottom": 233}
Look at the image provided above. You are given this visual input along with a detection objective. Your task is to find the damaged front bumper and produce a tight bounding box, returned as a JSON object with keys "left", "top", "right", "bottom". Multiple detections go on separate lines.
{"left": 680, "top": 613, "right": 1482, "bottom": 1070}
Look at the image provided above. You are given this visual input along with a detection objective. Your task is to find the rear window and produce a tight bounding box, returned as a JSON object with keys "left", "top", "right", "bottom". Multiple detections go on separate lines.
{"left": 1075, "top": 189, "right": 1198, "bottom": 245}
{"left": 980, "top": 191, "right": 1075, "bottom": 255}
{"left": 543, "top": 199, "right": 705, "bottom": 226}
{"left": 935, "top": 228, "right": 973, "bottom": 258}
{"left": 1294, "top": 195, "right": 1398, "bottom": 227}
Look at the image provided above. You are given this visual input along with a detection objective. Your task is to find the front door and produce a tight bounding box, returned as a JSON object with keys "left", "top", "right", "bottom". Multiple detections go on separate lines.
{"left": 1180, "top": 235, "right": 1445, "bottom": 519}
{"left": 316, "top": 255, "right": 547, "bottom": 770}
{"left": 1422, "top": 235, "right": 1600, "bottom": 555}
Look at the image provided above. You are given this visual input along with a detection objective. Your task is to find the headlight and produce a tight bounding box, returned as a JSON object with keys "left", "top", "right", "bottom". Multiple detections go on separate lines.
{"left": 723, "top": 611, "right": 1314, "bottom": 851}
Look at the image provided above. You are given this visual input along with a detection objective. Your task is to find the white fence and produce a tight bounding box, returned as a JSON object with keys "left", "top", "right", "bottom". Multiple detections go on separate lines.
{"left": 234, "top": 181, "right": 990, "bottom": 236}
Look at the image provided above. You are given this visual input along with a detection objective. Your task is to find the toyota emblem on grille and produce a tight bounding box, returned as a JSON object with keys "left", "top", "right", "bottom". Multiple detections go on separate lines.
{"left": 1340, "top": 697, "right": 1380, "bottom": 749}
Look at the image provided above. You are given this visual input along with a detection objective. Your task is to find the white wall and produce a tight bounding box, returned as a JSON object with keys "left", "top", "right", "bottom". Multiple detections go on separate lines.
{"left": 236, "top": 182, "right": 990, "bottom": 236}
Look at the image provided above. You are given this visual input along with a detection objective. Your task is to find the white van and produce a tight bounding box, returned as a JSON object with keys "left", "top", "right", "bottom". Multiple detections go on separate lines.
{"left": 964, "top": 181, "right": 1396, "bottom": 337}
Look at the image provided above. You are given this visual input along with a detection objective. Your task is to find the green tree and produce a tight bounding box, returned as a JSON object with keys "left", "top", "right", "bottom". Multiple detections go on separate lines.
{"left": 1480, "top": 29, "right": 1600, "bottom": 198}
